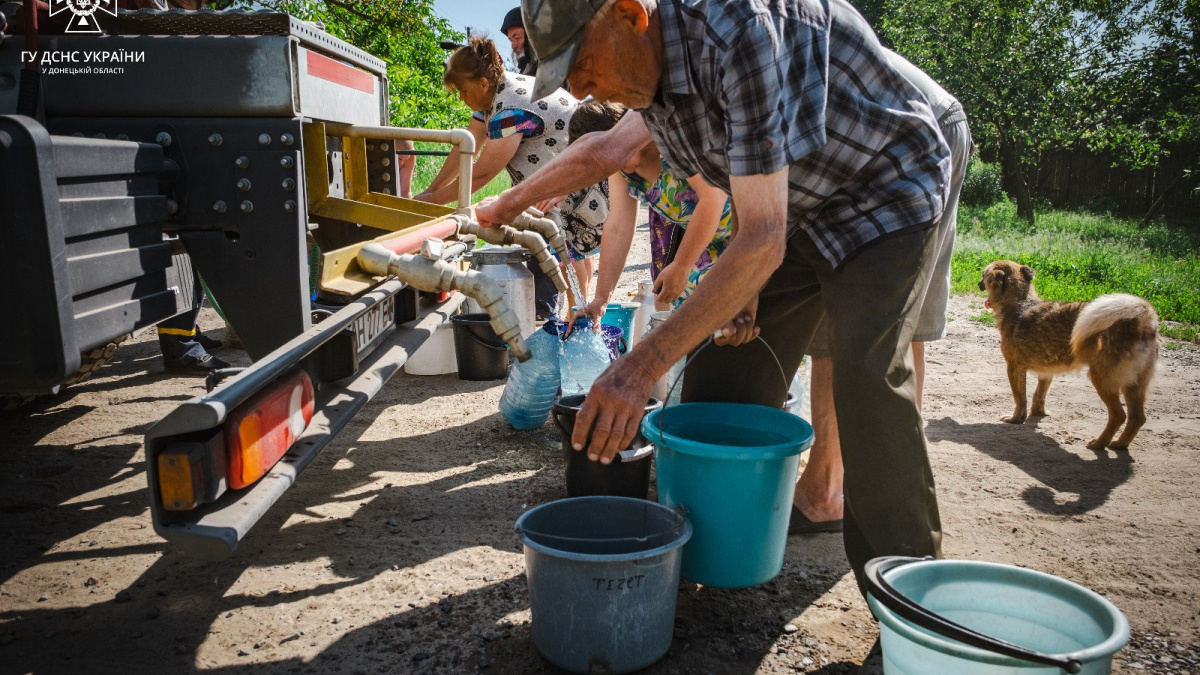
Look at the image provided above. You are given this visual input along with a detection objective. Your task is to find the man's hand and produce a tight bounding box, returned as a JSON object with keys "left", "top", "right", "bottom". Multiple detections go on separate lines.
{"left": 653, "top": 261, "right": 689, "bottom": 306}
{"left": 714, "top": 295, "right": 760, "bottom": 346}
{"left": 474, "top": 194, "right": 524, "bottom": 228}
{"left": 571, "top": 355, "right": 658, "bottom": 463}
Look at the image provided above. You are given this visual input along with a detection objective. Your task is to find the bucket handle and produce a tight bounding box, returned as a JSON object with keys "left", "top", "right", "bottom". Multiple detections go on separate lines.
{"left": 863, "top": 557, "right": 1084, "bottom": 674}
{"left": 657, "top": 334, "right": 791, "bottom": 446}
{"left": 553, "top": 408, "right": 653, "bottom": 462}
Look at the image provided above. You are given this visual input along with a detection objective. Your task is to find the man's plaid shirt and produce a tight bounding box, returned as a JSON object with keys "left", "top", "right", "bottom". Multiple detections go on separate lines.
{"left": 641, "top": 0, "right": 951, "bottom": 267}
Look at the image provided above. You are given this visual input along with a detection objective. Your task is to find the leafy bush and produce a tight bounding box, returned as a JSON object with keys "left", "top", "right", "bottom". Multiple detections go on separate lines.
{"left": 960, "top": 159, "right": 1005, "bottom": 207}
{"left": 951, "top": 201, "right": 1200, "bottom": 327}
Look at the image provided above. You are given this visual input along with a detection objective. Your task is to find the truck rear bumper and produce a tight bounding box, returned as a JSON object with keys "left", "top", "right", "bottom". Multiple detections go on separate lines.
{"left": 145, "top": 287, "right": 465, "bottom": 559}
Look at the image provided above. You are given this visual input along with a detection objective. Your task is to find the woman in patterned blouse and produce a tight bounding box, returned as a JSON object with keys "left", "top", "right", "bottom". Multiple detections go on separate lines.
{"left": 414, "top": 37, "right": 609, "bottom": 306}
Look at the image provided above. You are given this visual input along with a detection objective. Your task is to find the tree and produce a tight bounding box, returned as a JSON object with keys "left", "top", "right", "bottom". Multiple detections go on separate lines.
{"left": 879, "top": 0, "right": 1198, "bottom": 225}
{"left": 881, "top": 0, "right": 1090, "bottom": 224}
{"left": 1081, "top": 0, "right": 1200, "bottom": 225}
{"left": 216, "top": 0, "right": 469, "bottom": 129}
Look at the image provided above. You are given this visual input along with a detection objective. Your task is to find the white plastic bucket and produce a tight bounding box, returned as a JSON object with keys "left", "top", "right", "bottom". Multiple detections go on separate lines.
{"left": 404, "top": 318, "right": 457, "bottom": 376}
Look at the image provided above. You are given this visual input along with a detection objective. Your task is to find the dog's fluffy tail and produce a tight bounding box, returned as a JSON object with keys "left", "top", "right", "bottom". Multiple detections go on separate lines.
{"left": 1071, "top": 294, "right": 1159, "bottom": 362}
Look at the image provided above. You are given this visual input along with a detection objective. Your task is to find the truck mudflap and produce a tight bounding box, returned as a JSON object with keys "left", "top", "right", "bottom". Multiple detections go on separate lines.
{"left": 144, "top": 281, "right": 465, "bottom": 559}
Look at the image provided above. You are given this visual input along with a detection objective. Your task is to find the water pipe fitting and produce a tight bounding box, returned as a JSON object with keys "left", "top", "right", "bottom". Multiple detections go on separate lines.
{"left": 456, "top": 218, "right": 568, "bottom": 293}
{"left": 357, "top": 243, "right": 531, "bottom": 362}
{"left": 510, "top": 209, "right": 570, "bottom": 266}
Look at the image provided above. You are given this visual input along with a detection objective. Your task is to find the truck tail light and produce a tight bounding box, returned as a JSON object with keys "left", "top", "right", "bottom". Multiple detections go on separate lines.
{"left": 225, "top": 370, "right": 314, "bottom": 490}
{"left": 158, "top": 447, "right": 205, "bottom": 511}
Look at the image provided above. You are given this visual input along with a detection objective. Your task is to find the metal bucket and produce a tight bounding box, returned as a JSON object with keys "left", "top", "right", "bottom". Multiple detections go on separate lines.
{"left": 464, "top": 246, "right": 535, "bottom": 337}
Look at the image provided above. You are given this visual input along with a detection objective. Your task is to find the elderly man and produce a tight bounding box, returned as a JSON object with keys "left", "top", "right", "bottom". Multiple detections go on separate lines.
{"left": 478, "top": 0, "right": 948, "bottom": 662}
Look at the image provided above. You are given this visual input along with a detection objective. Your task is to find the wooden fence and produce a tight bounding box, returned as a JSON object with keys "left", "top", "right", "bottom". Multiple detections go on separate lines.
{"left": 1034, "top": 143, "right": 1199, "bottom": 226}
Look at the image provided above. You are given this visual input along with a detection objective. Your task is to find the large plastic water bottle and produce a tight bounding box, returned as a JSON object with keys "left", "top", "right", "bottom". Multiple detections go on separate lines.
{"left": 560, "top": 317, "right": 612, "bottom": 396}
{"left": 499, "top": 322, "right": 562, "bottom": 429}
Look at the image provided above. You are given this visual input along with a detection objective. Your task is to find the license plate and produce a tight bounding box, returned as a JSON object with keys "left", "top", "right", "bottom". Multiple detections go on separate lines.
{"left": 352, "top": 293, "right": 396, "bottom": 356}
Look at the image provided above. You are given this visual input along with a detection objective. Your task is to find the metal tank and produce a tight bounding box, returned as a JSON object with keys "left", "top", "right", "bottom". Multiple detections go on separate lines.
{"left": 463, "top": 246, "right": 536, "bottom": 337}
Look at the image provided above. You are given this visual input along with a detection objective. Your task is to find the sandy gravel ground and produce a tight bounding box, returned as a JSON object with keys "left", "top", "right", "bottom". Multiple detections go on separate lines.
{"left": 2, "top": 223, "right": 1198, "bottom": 675}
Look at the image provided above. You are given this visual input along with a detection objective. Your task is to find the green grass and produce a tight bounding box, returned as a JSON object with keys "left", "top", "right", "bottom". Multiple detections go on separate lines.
{"left": 971, "top": 310, "right": 996, "bottom": 327}
{"left": 950, "top": 200, "right": 1200, "bottom": 344}
{"left": 1162, "top": 324, "right": 1200, "bottom": 343}
{"left": 410, "top": 141, "right": 511, "bottom": 206}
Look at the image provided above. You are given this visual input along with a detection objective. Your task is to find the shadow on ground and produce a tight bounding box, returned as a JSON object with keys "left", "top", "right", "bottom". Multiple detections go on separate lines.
{"left": 926, "top": 416, "right": 1133, "bottom": 515}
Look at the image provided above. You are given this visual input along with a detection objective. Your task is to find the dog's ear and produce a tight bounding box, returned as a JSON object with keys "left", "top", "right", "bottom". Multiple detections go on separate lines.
{"left": 1020, "top": 265, "right": 1035, "bottom": 282}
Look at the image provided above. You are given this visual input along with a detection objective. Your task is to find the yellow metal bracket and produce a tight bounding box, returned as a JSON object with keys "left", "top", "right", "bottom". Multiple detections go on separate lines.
{"left": 303, "top": 121, "right": 460, "bottom": 297}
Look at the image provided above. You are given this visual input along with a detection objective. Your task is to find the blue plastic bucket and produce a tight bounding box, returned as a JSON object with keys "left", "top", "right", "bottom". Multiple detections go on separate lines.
{"left": 865, "top": 557, "right": 1130, "bottom": 674}
{"left": 599, "top": 324, "right": 626, "bottom": 360}
{"left": 547, "top": 321, "right": 626, "bottom": 360}
{"left": 641, "top": 402, "right": 814, "bottom": 588}
{"left": 517, "top": 497, "right": 692, "bottom": 674}
{"left": 601, "top": 303, "right": 638, "bottom": 342}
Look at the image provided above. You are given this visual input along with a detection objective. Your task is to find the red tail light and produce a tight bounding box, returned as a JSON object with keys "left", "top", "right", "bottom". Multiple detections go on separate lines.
{"left": 225, "top": 370, "right": 314, "bottom": 489}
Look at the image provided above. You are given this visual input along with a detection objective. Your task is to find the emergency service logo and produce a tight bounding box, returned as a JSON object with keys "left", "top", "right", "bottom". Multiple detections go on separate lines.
{"left": 49, "top": 0, "right": 117, "bottom": 34}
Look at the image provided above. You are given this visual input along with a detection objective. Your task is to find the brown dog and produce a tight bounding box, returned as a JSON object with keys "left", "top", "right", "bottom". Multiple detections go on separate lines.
{"left": 978, "top": 260, "right": 1159, "bottom": 450}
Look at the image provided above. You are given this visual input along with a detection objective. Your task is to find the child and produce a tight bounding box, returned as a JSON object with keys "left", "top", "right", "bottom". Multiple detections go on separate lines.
{"left": 567, "top": 101, "right": 730, "bottom": 323}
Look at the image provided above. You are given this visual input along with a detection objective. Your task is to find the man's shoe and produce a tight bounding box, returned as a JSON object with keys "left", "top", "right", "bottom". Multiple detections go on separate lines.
{"left": 787, "top": 504, "right": 843, "bottom": 535}
{"left": 858, "top": 639, "right": 883, "bottom": 675}
{"left": 196, "top": 333, "right": 224, "bottom": 352}
{"left": 164, "top": 352, "right": 231, "bottom": 374}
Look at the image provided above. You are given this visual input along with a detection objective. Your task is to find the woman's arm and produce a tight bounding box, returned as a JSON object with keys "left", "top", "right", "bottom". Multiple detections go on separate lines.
{"left": 416, "top": 132, "right": 522, "bottom": 206}
{"left": 476, "top": 112, "right": 652, "bottom": 226}
{"left": 578, "top": 173, "right": 639, "bottom": 323}
{"left": 421, "top": 117, "right": 488, "bottom": 195}
{"left": 654, "top": 173, "right": 728, "bottom": 304}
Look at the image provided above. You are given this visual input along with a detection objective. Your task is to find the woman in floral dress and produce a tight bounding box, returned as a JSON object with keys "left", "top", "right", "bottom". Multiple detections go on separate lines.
{"left": 569, "top": 101, "right": 731, "bottom": 321}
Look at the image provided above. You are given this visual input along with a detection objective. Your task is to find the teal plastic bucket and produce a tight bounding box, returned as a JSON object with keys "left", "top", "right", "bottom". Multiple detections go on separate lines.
{"left": 865, "top": 557, "right": 1130, "bottom": 674}
{"left": 601, "top": 303, "right": 638, "bottom": 343}
{"left": 641, "top": 402, "right": 814, "bottom": 588}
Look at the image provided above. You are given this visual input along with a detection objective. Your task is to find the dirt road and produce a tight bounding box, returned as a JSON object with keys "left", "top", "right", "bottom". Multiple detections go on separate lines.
{"left": 2, "top": 229, "right": 1198, "bottom": 674}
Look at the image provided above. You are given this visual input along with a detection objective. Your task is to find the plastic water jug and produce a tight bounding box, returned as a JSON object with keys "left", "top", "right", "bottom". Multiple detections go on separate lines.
{"left": 630, "top": 279, "right": 655, "bottom": 350}
{"left": 499, "top": 321, "right": 562, "bottom": 429}
{"left": 560, "top": 317, "right": 612, "bottom": 396}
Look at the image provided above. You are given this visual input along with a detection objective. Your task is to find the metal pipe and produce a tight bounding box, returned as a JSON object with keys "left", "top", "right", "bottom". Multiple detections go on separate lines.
{"left": 323, "top": 123, "right": 476, "bottom": 215}
{"left": 440, "top": 240, "right": 470, "bottom": 260}
{"left": 456, "top": 132, "right": 474, "bottom": 215}
{"left": 457, "top": 219, "right": 568, "bottom": 293}
{"left": 510, "top": 209, "right": 571, "bottom": 265}
{"left": 358, "top": 243, "right": 531, "bottom": 362}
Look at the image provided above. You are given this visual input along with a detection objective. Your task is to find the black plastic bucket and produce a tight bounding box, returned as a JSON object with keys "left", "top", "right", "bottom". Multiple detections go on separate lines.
{"left": 450, "top": 313, "right": 510, "bottom": 381}
{"left": 551, "top": 394, "right": 662, "bottom": 500}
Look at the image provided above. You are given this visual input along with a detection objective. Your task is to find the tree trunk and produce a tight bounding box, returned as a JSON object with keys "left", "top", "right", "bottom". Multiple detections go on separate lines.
{"left": 1000, "top": 137, "right": 1036, "bottom": 226}
{"left": 1139, "top": 170, "right": 1184, "bottom": 229}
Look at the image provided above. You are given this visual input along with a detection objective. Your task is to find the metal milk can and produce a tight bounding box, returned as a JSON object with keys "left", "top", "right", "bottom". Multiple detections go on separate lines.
{"left": 464, "top": 246, "right": 536, "bottom": 337}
